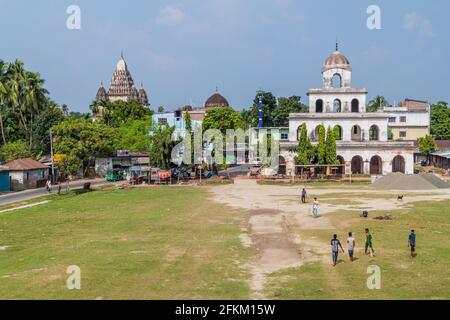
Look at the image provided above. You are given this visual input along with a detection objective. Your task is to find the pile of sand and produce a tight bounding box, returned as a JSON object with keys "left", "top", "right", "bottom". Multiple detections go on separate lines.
{"left": 372, "top": 173, "right": 450, "bottom": 190}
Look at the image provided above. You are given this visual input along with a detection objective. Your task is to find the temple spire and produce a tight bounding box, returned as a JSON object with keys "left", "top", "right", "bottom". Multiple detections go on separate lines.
{"left": 335, "top": 36, "right": 339, "bottom": 51}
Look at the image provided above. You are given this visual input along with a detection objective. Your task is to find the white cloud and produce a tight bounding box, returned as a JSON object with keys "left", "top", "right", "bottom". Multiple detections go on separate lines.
{"left": 155, "top": 5, "right": 186, "bottom": 26}
{"left": 403, "top": 13, "right": 435, "bottom": 38}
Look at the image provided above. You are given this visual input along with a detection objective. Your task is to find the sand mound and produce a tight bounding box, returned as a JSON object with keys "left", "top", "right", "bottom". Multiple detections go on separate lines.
{"left": 372, "top": 173, "right": 450, "bottom": 190}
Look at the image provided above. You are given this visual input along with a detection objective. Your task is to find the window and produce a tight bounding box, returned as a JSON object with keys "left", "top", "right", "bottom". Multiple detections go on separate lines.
{"left": 158, "top": 118, "right": 168, "bottom": 126}
{"left": 388, "top": 117, "right": 396, "bottom": 123}
{"left": 281, "top": 133, "right": 289, "bottom": 140}
{"left": 400, "top": 116, "right": 407, "bottom": 123}
{"left": 399, "top": 131, "right": 407, "bottom": 138}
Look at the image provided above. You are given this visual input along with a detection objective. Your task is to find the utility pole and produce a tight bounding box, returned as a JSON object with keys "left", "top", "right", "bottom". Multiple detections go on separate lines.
{"left": 50, "top": 129, "right": 55, "bottom": 184}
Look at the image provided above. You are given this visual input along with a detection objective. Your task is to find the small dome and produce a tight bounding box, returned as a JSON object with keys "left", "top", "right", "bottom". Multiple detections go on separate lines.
{"left": 324, "top": 51, "right": 350, "bottom": 67}
{"left": 205, "top": 91, "right": 229, "bottom": 109}
{"left": 116, "top": 53, "right": 128, "bottom": 71}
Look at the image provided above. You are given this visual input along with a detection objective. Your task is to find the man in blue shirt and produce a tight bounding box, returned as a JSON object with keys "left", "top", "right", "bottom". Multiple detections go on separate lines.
{"left": 331, "top": 234, "right": 345, "bottom": 267}
{"left": 408, "top": 230, "right": 416, "bottom": 258}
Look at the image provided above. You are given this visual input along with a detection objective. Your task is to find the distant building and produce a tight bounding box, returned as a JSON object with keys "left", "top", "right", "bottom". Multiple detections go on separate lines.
{"left": 95, "top": 151, "right": 150, "bottom": 177}
{"left": 5, "top": 158, "right": 49, "bottom": 191}
{"left": 384, "top": 99, "right": 430, "bottom": 141}
{"left": 0, "top": 166, "right": 10, "bottom": 192}
{"left": 94, "top": 53, "right": 149, "bottom": 117}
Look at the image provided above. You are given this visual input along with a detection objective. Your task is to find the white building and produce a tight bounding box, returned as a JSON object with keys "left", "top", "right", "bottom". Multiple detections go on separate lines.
{"left": 280, "top": 48, "right": 415, "bottom": 176}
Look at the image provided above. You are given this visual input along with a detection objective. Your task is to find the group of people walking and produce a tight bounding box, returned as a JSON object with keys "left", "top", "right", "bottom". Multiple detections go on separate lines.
{"left": 300, "top": 188, "right": 417, "bottom": 266}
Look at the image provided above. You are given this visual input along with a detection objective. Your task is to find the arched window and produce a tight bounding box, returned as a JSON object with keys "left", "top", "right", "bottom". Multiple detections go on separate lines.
{"left": 333, "top": 99, "right": 342, "bottom": 113}
{"left": 336, "top": 156, "right": 345, "bottom": 174}
{"left": 351, "top": 99, "right": 359, "bottom": 113}
{"left": 311, "top": 125, "right": 322, "bottom": 142}
{"left": 332, "top": 74, "right": 342, "bottom": 88}
{"left": 278, "top": 156, "right": 286, "bottom": 175}
{"left": 369, "top": 125, "right": 380, "bottom": 141}
{"left": 351, "top": 125, "right": 362, "bottom": 141}
{"left": 316, "top": 99, "right": 323, "bottom": 113}
{"left": 333, "top": 125, "right": 343, "bottom": 140}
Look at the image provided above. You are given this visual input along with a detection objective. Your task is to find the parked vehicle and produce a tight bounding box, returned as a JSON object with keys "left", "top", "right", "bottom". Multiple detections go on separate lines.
{"left": 106, "top": 170, "right": 124, "bottom": 182}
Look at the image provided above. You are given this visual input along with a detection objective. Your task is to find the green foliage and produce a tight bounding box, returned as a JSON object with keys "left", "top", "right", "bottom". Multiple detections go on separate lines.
{"left": 0, "top": 140, "right": 32, "bottom": 163}
{"left": 316, "top": 125, "right": 326, "bottom": 165}
{"left": 149, "top": 125, "right": 180, "bottom": 170}
{"left": 202, "top": 107, "right": 244, "bottom": 133}
{"left": 325, "top": 126, "right": 338, "bottom": 165}
{"left": 184, "top": 111, "right": 192, "bottom": 134}
{"left": 91, "top": 100, "right": 151, "bottom": 127}
{"left": 367, "top": 95, "right": 389, "bottom": 112}
{"left": 115, "top": 117, "right": 152, "bottom": 152}
{"left": 418, "top": 135, "right": 437, "bottom": 155}
{"left": 57, "top": 153, "right": 83, "bottom": 176}
{"left": 292, "top": 123, "right": 313, "bottom": 165}
{"left": 271, "top": 96, "right": 308, "bottom": 127}
{"left": 430, "top": 101, "right": 450, "bottom": 140}
{"left": 52, "top": 118, "right": 117, "bottom": 171}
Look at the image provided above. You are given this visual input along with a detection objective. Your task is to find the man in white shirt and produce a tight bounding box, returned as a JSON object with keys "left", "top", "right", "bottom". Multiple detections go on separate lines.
{"left": 347, "top": 232, "right": 356, "bottom": 262}
{"left": 312, "top": 198, "right": 319, "bottom": 218}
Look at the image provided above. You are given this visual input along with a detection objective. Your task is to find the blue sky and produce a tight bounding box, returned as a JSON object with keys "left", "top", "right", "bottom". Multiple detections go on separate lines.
{"left": 1, "top": 0, "right": 449, "bottom": 112}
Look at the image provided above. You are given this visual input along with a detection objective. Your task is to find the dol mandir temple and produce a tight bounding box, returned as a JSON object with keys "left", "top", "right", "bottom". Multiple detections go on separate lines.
{"left": 280, "top": 47, "right": 415, "bottom": 176}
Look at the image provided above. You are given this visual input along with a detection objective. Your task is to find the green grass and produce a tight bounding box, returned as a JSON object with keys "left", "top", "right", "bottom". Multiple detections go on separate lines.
{"left": 0, "top": 187, "right": 250, "bottom": 299}
{"left": 264, "top": 200, "right": 450, "bottom": 300}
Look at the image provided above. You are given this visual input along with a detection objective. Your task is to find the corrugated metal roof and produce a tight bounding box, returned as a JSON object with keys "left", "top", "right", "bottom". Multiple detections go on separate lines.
{"left": 5, "top": 158, "right": 48, "bottom": 171}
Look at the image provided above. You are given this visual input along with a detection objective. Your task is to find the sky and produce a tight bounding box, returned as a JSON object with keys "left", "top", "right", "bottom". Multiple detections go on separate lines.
{"left": 1, "top": 0, "right": 449, "bottom": 112}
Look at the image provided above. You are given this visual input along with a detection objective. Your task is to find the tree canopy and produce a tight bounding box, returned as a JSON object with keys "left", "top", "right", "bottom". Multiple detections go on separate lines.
{"left": 430, "top": 101, "right": 450, "bottom": 140}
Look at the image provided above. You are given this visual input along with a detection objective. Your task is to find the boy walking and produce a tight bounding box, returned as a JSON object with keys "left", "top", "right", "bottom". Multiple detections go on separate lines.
{"left": 347, "top": 232, "right": 356, "bottom": 262}
{"left": 365, "top": 228, "right": 375, "bottom": 257}
{"left": 301, "top": 188, "right": 307, "bottom": 204}
{"left": 331, "top": 234, "right": 345, "bottom": 267}
{"left": 408, "top": 230, "right": 416, "bottom": 258}
{"left": 312, "top": 198, "right": 319, "bottom": 218}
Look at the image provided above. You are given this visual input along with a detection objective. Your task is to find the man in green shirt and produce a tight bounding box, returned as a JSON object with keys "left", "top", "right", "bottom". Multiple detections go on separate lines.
{"left": 365, "top": 228, "right": 375, "bottom": 257}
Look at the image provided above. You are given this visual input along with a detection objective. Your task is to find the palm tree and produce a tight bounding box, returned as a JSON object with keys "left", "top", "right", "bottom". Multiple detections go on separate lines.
{"left": 367, "top": 95, "right": 389, "bottom": 112}
{"left": 0, "top": 60, "right": 9, "bottom": 144}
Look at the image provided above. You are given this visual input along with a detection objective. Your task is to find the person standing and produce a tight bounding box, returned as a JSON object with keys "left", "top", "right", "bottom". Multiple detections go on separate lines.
{"left": 301, "top": 188, "right": 307, "bottom": 204}
{"left": 331, "top": 234, "right": 345, "bottom": 267}
{"left": 365, "top": 228, "right": 375, "bottom": 257}
{"left": 347, "top": 232, "right": 356, "bottom": 262}
{"left": 408, "top": 230, "right": 416, "bottom": 258}
{"left": 312, "top": 197, "right": 319, "bottom": 218}
{"left": 46, "top": 179, "right": 52, "bottom": 194}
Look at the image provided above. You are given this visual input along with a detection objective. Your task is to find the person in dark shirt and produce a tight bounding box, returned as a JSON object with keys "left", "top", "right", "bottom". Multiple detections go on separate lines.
{"left": 301, "top": 188, "right": 307, "bottom": 204}
{"left": 330, "top": 234, "right": 345, "bottom": 267}
{"left": 408, "top": 230, "right": 416, "bottom": 258}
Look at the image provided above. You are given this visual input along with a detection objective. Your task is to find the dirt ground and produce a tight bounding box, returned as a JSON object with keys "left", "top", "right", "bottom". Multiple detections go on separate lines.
{"left": 210, "top": 179, "right": 450, "bottom": 299}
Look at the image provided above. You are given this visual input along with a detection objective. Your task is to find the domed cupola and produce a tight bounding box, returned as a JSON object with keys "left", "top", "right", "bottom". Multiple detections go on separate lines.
{"left": 321, "top": 43, "right": 352, "bottom": 88}
{"left": 205, "top": 89, "right": 229, "bottom": 109}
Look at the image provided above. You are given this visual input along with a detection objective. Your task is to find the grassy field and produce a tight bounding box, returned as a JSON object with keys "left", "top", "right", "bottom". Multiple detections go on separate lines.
{"left": 1, "top": 185, "right": 450, "bottom": 300}
{"left": 264, "top": 200, "right": 450, "bottom": 299}
{"left": 0, "top": 187, "right": 250, "bottom": 299}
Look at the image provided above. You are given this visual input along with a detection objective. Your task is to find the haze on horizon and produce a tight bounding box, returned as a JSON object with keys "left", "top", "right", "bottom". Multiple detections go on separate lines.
{"left": 1, "top": 0, "right": 449, "bottom": 112}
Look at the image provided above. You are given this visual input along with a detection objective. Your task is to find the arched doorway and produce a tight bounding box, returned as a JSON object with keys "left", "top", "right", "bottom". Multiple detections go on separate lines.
{"left": 333, "top": 125, "right": 343, "bottom": 140}
{"left": 370, "top": 156, "right": 382, "bottom": 175}
{"left": 392, "top": 155, "right": 405, "bottom": 173}
{"left": 351, "top": 156, "right": 363, "bottom": 174}
{"left": 311, "top": 125, "right": 322, "bottom": 142}
{"left": 278, "top": 156, "right": 286, "bottom": 175}
{"left": 315, "top": 99, "right": 323, "bottom": 113}
{"left": 351, "top": 125, "right": 362, "bottom": 141}
{"left": 369, "top": 125, "right": 379, "bottom": 141}
{"left": 351, "top": 99, "right": 359, "bottom": 113}
{"left": 336, "top": 156, "right": 345, "bottom": 174}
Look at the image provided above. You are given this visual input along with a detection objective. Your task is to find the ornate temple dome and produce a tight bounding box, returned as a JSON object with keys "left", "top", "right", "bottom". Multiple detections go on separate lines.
{"left": 205, "top": 90, "right": 229, "bottom": 109}
{"left": 322, "top": 47, "right": 352, "bottom": 72}
{"left": 138, "top": 83, "right": 149, "bottom": 106}
{"left": 107, "top": 53, "right": 139, "bottom": 102}
{"left": 95, "top": 82, "right": 108, "bottom": 102}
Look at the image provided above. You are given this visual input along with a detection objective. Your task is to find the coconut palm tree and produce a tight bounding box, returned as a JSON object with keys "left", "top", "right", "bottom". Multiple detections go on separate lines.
{"left": 0, "top": 60, "right": 9, "bottom": 144}
{"left": 367, "top": 95, "right": 390, "bottom": 112}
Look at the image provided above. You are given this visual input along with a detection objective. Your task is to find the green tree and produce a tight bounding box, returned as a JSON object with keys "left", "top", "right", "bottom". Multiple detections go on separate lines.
{"left": 271, "top": 96, "right": 308, "bottom": 127}
{"left": 115, "top": 117, "right": 152, "bottom": 152}
{"left": 0, "top": 140, "right": 33, "bottom": 162}
{"left": 430, "top": 101, "right": 450, "bottom": 140}
{"left": 52, "top": 118, "right": 117, "bottom": 176}
{"left": 0, "top": 60, "right": 9, "bottom": 144}
{"left": 418, "top": 135, "right": 437, "bottom": 155}
{"left": 242, "top": 91, "right": 277, "bottom": 128}
{"left": 184, "top": 111, "right": 192, "bottom": 134}
{"left": 149, "top": 125, "right": 180, "bottom": 170}
{"left": 367, "top": 95, "right": 389, "bottom": 112}
{"left": 202, "top": 107, "right": 244, "bottom": 134}
{"left": 316, "top": 125, "right": 326, "bottom": 165}
{"left": 292, "top": 123, "right": 313, "bottom": 165}
{"left": 325, "top": 126, "right": 338, "bottom": 165}
{"left": 92, "top": 100, "right": 151, "bottom": 127}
